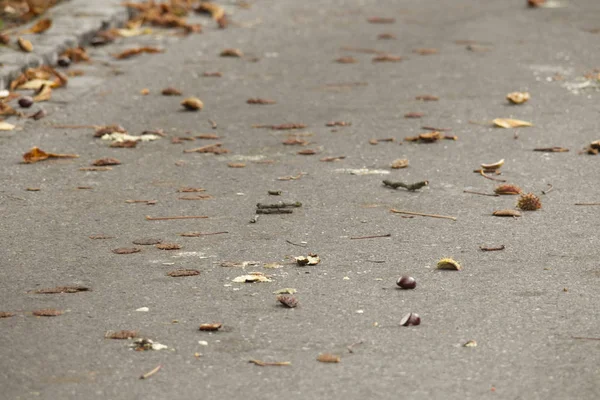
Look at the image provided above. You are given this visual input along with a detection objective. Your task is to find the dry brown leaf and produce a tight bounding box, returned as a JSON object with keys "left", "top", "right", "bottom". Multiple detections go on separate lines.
{"left": 23, "top": 147, "right": 79, "bottom": 163}
{"left": 181, "top": 97, "right": 203, "bottom": 111}
{"left": 113, "top": 47, "right": 163, "bottom": 59}
{"left": 28, "top": 18, "right": 52, "bottom": 34}
{"left": 92, "top": 157, "right": 121, "bottom": 166}
{"left": 61, "top": 47, "right": 89, "bottom": 62}
{"left": 317, "top": 353, "right": 341, "bottom": 363}
{"left": 17, "top": 37, "right": 33, "bottom": 52}
{"left": 297, "top": 149, "right": 317, "bottom": 155}
{"left": 282, "top": 136, "right": 308, "bottom": 146}
{"left": 156, "top": 243, "right": 181, "bottom": 250}
{"left": 183, "top": 143, "right": 229, "bottom": 154}
{"left": 33, "top": 84, "right": 52, "bottom": 102}
{"left": 161, "top": 87, "right": 182, "bottom": 96}
{"left": 220, "top": 48, "right": 243, "bottom": 57}
{"left": 32, "top": 309, "right": 63, "bottom": 317}
{"left": 167, "top": 269, "right": 200, "bottom": 277}
{"left": 196, "top": 134, "right": 220, "bottom": 139}
{"left": 373, "top": 55, "right": 402, "bottom": 62}
{"left": 34, "top": 286, "right": 90, "bottom": 294}
{"left": 105, "top": 330, "right": 138, "bottom": 339}
{"left": 506, "top": 92, "right": 530, "bottom": 104}
{"left": 271, "top": 123, "right": 306, "bottom": 130}
{"left": 493, "top": 118, "right": 533, "bottom": 128}
{"left": 0, "top": 312, "right": 15, "bottom": 318}
{"left": 413, "top": 48, "right": 438, "bottom": 55}
{"left": 367, "top": 17, "right": 395, "bottom": 24}
{"left": 199, "top": 323, "right": 222, "bottom": 331}
{"left": 416, "top": 95, "right": 439, "bottom": 101}
{"left": 335, "top": 56, "right": 357, "bottom": 64}
{"left": 391, "top": 159, "right": 409, "bottom": 169}
{"left": 228, "top": 162, "right": 246, "bottom": 168}
{"left": 112, "top": 247, "right": 141, "bottom": 254}
{"left": 247, "top": 98, "right": 276, "bottom": 105}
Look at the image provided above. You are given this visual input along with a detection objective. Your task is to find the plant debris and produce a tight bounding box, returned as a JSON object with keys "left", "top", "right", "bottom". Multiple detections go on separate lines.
{"left": 132, "top": 238, "right": 162, "bottom": 245}
{"left": 493, "top": 118, "right": 533, "bottom": 128}
{"left": 112, "top": 247, "right": 141, "bottom": 254}
{"left": 373, "top": 54, "right": 403, "bottom": 62}
{"left": 463, "top": 340, "right": 478, "bottom": 347}
{"left": 0, "top": 312, "right": 15, "bottom": 318}
{"left": 320, "top": 156, "right": 346, "bottom": 162}
{"left": 199, "top": 323, "right": 222, "bottom": 331}
{"left": 32, "top": 309, "right": 63, "bottom": 317}
{"left": 326, "top": 121, "right": 351, "bottom": 127}
{"left": 232, "top": 273, "right": 272, "bottom": 283}
{"left": 316, "top": 353, "right": 341, "bottom": 363}
{"left": 495, "top": 184, "right": 522, "bottom": 195}
{"left": 404, "top": 131, "right": 455, "bottom": 143}
{"left": 105, "top": 330, "right": 138, "bottom": 339}
{"left": 249, "top": 360, "right": 291, "bottom": 367}
{"left": 400, "top": 313, "right": 421, "bottom": 326}
{"left": 390, "top": 209, "right": 456, "bottom": 221}
{"left": 33, "top": 286, "right": 90, "bottom": 294}
{"left": 383, "top": 180, "right": 428, "bottom": 191}
{"left": 178, "top": 231, "right": 228, "bottom": 237}
{"left": 277, "top": 294, "right": 299, "bottom": 308}
{"left": 183, "top": 143, "right": 229, "bottom": 154}
{"left": 367, "top": 17, "right": 395, "bottom": 24}
{"left": 131, "top": 338, "right": 168, "bottom": 351}
{"left": 274, "top": 288, "right": 297, "bottom": 295}
{"left": 167, "top": 269, "right": 200, "bottom": 277}
{"left": 583, "top": 140, "right": 600, "bottom": 155}
{"left": 534, "top": 147, "right": 569, "bottom": 153}
{"left": 436, "top": 258, "right": 462, "bottom": 271}
{"left": 335, "top": 56, "right": 357, "bottom": 64}
{"left": 413, "top": 48, "right": 438, "bottom": 55}
{"left": 404, "top": 112, "right": 423, "bottom": 118}
{"left": 156, "top": 243, "right": 181, "bottom": 250}
{"left": 295, "top": 254, "right": 320, "bottom": 266}
{"left": 22, "top": 147, "right": 79, "bottom": 163}
{"left": 415, "top": 95, "right": 439, "bottom": 101}
{"left": 493, "top": 209, "right": 521, "bottom": 217}
{"left": 517, "top": 193, "right": 542, "bottom": 211}
{"left": 480, "top": 245, "right": 505, "bottom": 252}
{"left": 506, "top": 92, "right": 530, "bottom": 104}
{"left": 92, "top": 158, "right": 121, "bottom": 166}
{"left": 220, "top": 48, "right": 243, "bottom": 57}
{"left": 146, "top": 215, "right": 208, "bottom": 220}
{"left": 378, "top": 33, "right": 396, "bottom": 39}
{"left": 113, "top": 46, "right": 163, "bottom": 59}
{"left": 247, "top": 98, "right": 276, "bottom": 105}
{"left": 390, "top": 159, "right": 409, "bottom": 169}
{"left": 161, "top": 87, "right": 182, "bottom": 96}
{"left": 140, "top": 365, "right": 162, "bottom": 380}
{"left": 17, "top": 37, "right": 33, "bottom": 52}
{"left": 181, "top": 97, "right": 204, "bottom": 111}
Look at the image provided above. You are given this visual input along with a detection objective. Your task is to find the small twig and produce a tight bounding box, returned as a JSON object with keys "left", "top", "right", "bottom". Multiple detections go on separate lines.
{"left": 390, "top": 209, "right": 456, "bottom": 221}
{"left": 541, "top": 184, "right": 554, "bottom": 195}
{"left": 421, "top": 126, "right": 451, "bottom": 131}
{"left": 146, "top": 215, "right": 208, "bottom": 220}
{"left": 480, "top": 170, "right": 507, "bottom": 182}
{"left": 285, "top": 239, "right": 307, "bottom": 247}
{"left": 256, "top": 209, "right": 293, "bottom": 214}
{"left": 383, "top": 180, "right": 429, "bottom": 191}
{"left": 249, "top": 360, "right": 291, "bottom": 367}
{"left": 347, "top": 340, "right": 364, "bottom": 353}
{"left": 350, "top": 234, "right": 391, "bottom": 240}
{"left": 208, "top": 119, "right": 217, "bottom": 129}
{"left": 574, "top": 203, "right": 600, "bottom": 206}
{"left": 256, "top": 201, "right": 302, "bottom": 209}
{"left": 480, "top": 245, "right": 505, "bottom": 252}
{"left": 179, "top": 231, "right": 228, "bottom": 237}
{"left": 463, "top": 190, "right": 499, "bottom": 197}
{"left": 140, "top": 365, "right": 162, "bottom": 380}
{"left": 125, "top": 199, "right": 157, "bottom": 204}
{"left": 571, "top": 336, "right": 600, "bottom": 341}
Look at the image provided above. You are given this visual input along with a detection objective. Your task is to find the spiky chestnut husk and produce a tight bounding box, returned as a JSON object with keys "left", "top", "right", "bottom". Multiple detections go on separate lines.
{"left": 517, "top": 192, "right": 542, "bottom": 211}
{"left": 495, "top": 184, "right": 522, "bottom": 195}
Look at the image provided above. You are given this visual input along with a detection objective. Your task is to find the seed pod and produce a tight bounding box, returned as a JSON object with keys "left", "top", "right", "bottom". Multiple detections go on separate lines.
{"left": 17, "top": 37, "right": 33, "bottom": 52}
{"left": 316, "top": 353, "right": 340, "bottom": 363}
{"left": 436, "top": 258, "right": 461, "bottom": 271}
{"left": 18, "top": 96, "right": 34, "bottom": 108}
{"left": 396, "top": 276, "right": 416, "bottom": 289}
{"left": 199, "top": 323, "right": 222, "bottom": 331}
{"left": 493, "top": 209, "right": 521, "bottom": 217}
{"left": 181, "top": 97, "right": 203, "bottom": 111}
{"left": 277, "top": 294, "right": 298, "bottom": 308}
{"left": 400, "top": 312, "right": 421, "bottom": 326}
{"left": 517, "top": 193, "right": 542, "bottom": 211}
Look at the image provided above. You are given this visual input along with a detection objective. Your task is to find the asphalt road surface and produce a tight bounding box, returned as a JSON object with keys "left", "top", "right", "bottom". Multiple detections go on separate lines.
{"left": 1, "top": 1, "right": 599, "bottom": 399}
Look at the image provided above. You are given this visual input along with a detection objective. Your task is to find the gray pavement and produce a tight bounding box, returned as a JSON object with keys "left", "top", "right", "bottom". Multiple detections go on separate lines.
{"left": 1, "top": 0, "right": 599, "bottom": 399}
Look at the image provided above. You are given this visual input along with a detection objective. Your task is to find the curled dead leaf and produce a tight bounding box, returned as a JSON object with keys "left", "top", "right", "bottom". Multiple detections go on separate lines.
{"left": 113, "top": 47, "right": 163, "bottom": 59}
{"left": 32, "top": 309, "right": 63, "bottom": 317}
{"left": 493, "top": 118, "right": 533, "bottom": 128}
{"left": 437, "top": 258, "right": 462, "bottom": 271}
{"left": 33, "top": 84, "right": 52, "bottom": 102}
{"left": 481, "top": 159, "right": 504, "bottom": 170}
{"left": 220, "top": 48, "right": 243, "bottom": 57}
{"left": 199, "top": 323, "right": 222, "bottom": 331}
{"left": 92, "top": 157, "right": 121, "bottom": 166}
{"left": 105, "top": 330, "right": 138, "bottom": 339}
{"left": 22, "top": 147, "right": 79, "bottom": 163}
{"left": 506, "top": 92, "right": 530, "bottom": 104}
{"left": 167, "top": 269, "right": 200, "bottom": 277}
{"left": 391, "top": 159, "right": 409, "bottom": 169}
{"left": 28, "top": 18, "right": 52, "bottom": 34}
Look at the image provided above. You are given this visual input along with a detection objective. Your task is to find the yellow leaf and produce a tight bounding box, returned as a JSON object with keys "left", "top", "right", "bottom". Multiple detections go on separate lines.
{"left": 0, "top": 121, "right": 15, "bottom": 131}
{"left": 17, "top": 79, "right": 57, "bottom": 90}
{"left": 27, "top": 18, "right": 52, "bottom": 34}
{"left": 493, "top": 118, "right": 533, "bottom": 128}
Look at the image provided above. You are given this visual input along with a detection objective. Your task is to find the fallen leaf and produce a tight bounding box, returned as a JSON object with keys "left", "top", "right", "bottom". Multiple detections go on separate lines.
{"left": 367, "top": 17, "right": 395, "bottom": 24}
{"left": 273, "top": 288, "right": 297, "bottom": 295}
{"left": 295, "top": 254, "right": 320, "bottom": 266}
{"left": 17, "top": 37, "right": 33, "bottom": 52}
{"left": 0, "top": 121, "right": 16, "bottom": 131}
{"left": 61, "top": 47, "right": 90, "bottom": 62}
{"left": 155, "top": 243, "right": 181, "bottom": 250}
{"left": 271, "top": 123, "right": 306, "bottom": 130}
{"left": 228, "top": 162, "right": 246, "bottom": 168}
{"left": 463, "top": 340, "right": 477, "bottom": 347}
{"left": 33, "top": 286, "right": 90, "bottom": 294}
{"left": 249, "top": 360, "right": 291, "bottom": 367}
{"left": 181, "top": 97, "right": 204, "bottom": 111}
{"left": 232, "top": 273, "right": 272, "bottom": 283}
{"left": 391, "top": 159, "right": 409, "bottom": 169}
{"left": 416, "top": 95, "right": 439, "bottom": 101}
{"left": 493, "top": 118, "right": 533, "bottom": 128}
{"left": 437, "top": 258, "right": 462, "bottom": 271}
{"left": 162, "top": 87, "right": 182, "bottom": 96}
{"left": 247, "top": 98, "right": 276, "bottom": 105}
{"left": 112, "top": 247, "right": 141, "bottom": 254}
{"left": 131, "top": 338, "right": 168, "bottom": 351}
{"left": 335, "top": 56, "right": 357, "bottom": 64}
{"left": 22, "top": 147, "right": 79, "bottom": 163}
{"left": 0, "top": 312, "right": 15, "bottom": 318}
{"left": 16, "top": 79, "right": 56, "bottom": 90}
{"left": 27, "top": 18, "right": 52, "bottom": 34}
{"left": 282, "top": 136, "right": 308, "bottom": 146}
{"left": 33, "top": 84, "right": 52, "bottom": 102}
{"left": 113, "top": 47, "right": 163, "bottom": 59}
{"left": 199, "top": 323, "right": 222, "bottom": 331}
{"left": 195, "top": 2, "right": 227, "bottom": 27}
{"left": 506, "top": 92, "right": 530, "bottom": 104}
{"left": 220, "top": 48, "right": 243, "bottom": 57}
{"left": 32, "top": 309, "right": 62, "bottom": 317}
{"left": 317, "top": 353, "right": 341, "bottom": 363}
{"left": 167, "top": 269, "right": 200, "bottom": 277}
{"left": 533, "top": 147, "right": 569, "bottom": 152}
{"left": 132, "top": 238, "right": 162, "bottom": 245}
{"left": 373, "top": 55, "right": 402, "bottom": 62}
{"left": 105, "top": 330, "right": 138, "bottom": 339}
{"left": 413, "top": 48, "right": 438, "bottom": 55}
{"left": 92, "top": 157, "right": 121, "bottom": 166}
{"left": 183, "top": 143, "right": 229, "bottom": 154}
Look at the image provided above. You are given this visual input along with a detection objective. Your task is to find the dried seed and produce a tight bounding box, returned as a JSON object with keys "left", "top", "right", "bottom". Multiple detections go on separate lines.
{"left": 105, "top": 330, "right": 138, "bottom": 339}
{"left": 34, "top": 286, "right": 90, "bottom": 294}
{"left": 156, "top": 243, "right": 181, "bottom": 250}
{"left": 220, "top": 48, "right": 243, "bottom": 57}
{"left": 17, "top": 37, "right": 33, "bottom": 52}
{"left": 18, "top": 96, "right": 34, "bottom": 108}
{"left": 112, "top": 247, "right": 141, "bottom": 254}
{"left": 161, "top": 87, "right": 182, "bottom": 96}
{"left": 400, "top": 312, "right": 421, "bottom": 326}
{"left": 517, "top": 193, "right": 542, "bottom": 211}
{"left": 396, "top": 276, "right": 417, "bottom": 289}
{"left": 506, "top": 91, "right": 530, "bottom": 104}
{"left": 199, "top": 323, "right": 222, "bottom": 331}
{"left": 495, "top": 184, "right": 521, "bottom": 195}
{"left": 317, "top": 353, "right": 341, "bottom": 363}
{"left": 493, "top": 209, "right": 521, "bottom": 217}
{"left": 167, "top": 269, "right": 200, "bottom": 277}
{"left": 132, "top": 238, "right": 162, "bottom": 245}
{"left": 390, "top": 159, "right": 409, "bottom": 169}
{"left": 277, "top": 294, "right": 299, "bottom": 308}
{"left": 92, "top": 157, "right": 121, "bottom": 166}
{"left": 32, "top": 309, "right": 62, "bottom": 317}
{"left": 436, "top": 258, "right": 461, "bottom": 271}
{"left": 0, "top": 312, "right": 15, "bottom": 318}
{"left": 181, "top": 97, "right": 204, "bottom": 111}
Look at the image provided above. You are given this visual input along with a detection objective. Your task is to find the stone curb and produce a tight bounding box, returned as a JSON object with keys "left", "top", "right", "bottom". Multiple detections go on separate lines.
{"left": 0, "top": 0, "right": 131, "bottom": 88}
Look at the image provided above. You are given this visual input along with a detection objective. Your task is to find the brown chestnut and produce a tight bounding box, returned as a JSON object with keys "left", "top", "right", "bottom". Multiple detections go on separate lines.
{"left": 400, "top": 312, "right": 421, "bottom": 326}
{"left": 396, "top": 275, "right": 416, "bottom": 289}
